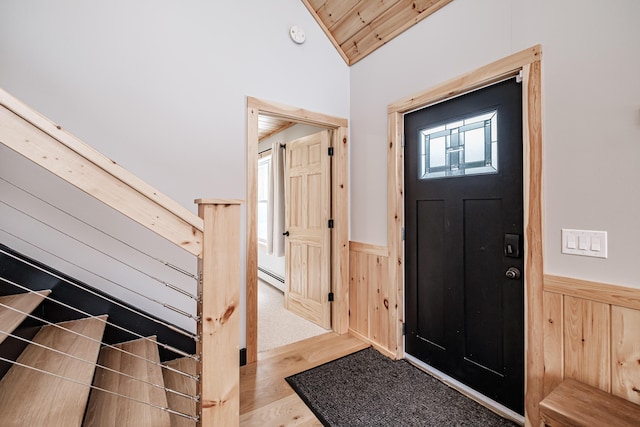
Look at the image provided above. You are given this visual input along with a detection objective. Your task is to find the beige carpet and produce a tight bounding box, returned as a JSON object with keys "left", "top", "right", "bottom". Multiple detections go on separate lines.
{"left": 258, "top": 279, "right": 328, "bottom": 353}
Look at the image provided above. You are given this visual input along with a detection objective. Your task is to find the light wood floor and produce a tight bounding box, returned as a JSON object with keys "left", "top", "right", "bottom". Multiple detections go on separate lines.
{"left": 240, "top": 332, "right": 369, "bottom": 426}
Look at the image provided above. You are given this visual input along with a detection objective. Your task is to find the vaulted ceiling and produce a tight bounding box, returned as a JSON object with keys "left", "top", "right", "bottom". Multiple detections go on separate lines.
{"left": 302, "top": 0, "right": 454, "bottom": 66}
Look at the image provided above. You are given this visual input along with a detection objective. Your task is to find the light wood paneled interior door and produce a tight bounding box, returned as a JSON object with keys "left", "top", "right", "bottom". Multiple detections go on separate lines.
{"left": 284, "top": 130, "right": 331, "bottom": 329}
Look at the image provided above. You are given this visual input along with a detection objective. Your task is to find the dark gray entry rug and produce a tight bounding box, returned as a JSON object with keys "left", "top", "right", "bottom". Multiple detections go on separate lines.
{"left": 285, "top": 347, "right": 519, "bottom": 427}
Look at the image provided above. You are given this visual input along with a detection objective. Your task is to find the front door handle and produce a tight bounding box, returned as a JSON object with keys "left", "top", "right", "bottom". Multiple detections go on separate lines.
{"left": 505, "top": 267, "right": 521, "bottom": 280}
{"left": 283, "top": 231, "right": 289, "bottom": 236}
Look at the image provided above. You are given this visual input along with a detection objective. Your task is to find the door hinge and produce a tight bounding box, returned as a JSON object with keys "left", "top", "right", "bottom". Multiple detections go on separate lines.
{"left": 328, "top": 292, "right": 334, "bottom": 302}
{"left": 402, "top": 227, "right": 405, "bottom": 241}
{"left": 516, "top": 70, "right": 523, "bottom": 83}
{"left": 402, "top": 323, "right": 406, "bottom": 336}
{"left": 401, "top": 134, "right": 405, "bottom": 147}
{"left": 328, "top": 147, "right": 334, "bottom": 156}
{"left": 328, "top": 219, "right": 334, "bottom": 229}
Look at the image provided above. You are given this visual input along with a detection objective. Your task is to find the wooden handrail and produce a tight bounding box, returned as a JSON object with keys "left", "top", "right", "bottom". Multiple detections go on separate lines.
{"left": 0, "top": 87, "right": 203, "bottom": 256}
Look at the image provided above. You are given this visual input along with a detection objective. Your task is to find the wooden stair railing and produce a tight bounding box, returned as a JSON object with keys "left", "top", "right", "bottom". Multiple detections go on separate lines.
{"left": 0, "top": 88, "right": 203, "bottom": 257}
{"left": 0, "top": 87, "right": 242, "bottom": 426}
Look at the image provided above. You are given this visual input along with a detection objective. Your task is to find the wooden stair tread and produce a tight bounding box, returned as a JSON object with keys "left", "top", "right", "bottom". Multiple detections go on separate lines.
{"left": 163, "top": 357, "right": 197, "bottom": 427}
{"left": 83, "top": 336, "right": 171, "bottom": 427}
{"left": 0, "top": 315, "right": 108, "bottom": 427}
{"left": 540, "top": 378, "right": 640, "bottom": 427}
{"left": 0, "top": 290, "right": 51, "bottom": 345}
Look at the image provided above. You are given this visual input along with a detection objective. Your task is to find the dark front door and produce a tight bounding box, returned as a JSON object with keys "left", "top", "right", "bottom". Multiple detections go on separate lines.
{"left": 404, "top": 78, "right": 524, "bottom": 414}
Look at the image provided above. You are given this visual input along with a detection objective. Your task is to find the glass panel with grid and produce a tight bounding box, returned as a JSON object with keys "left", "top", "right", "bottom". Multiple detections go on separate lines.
{"left": 419, "top": 110, "right": 498, "bottom": 179}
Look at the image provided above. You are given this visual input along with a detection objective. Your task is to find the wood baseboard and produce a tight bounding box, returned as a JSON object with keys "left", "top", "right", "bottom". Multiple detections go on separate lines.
{"left": 348, "top": 328, "right": 397, "bottom": 360}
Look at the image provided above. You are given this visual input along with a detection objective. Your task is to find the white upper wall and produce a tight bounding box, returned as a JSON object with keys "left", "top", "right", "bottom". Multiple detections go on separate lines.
{"left": 0, "top": 0, "right": 349, "bottom": 206}
{"left": 350, "top": 0, "right": 640, "bottom": 288}
{"left": 0, "top": 0, "right": 349, "bottom": 340}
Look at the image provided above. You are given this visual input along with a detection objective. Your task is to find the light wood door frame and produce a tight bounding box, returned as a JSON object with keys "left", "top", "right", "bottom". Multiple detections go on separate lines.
{"left": 387, "top": 45, "right": 543, "bottom": 426}
{"left": 246, "top": 97, "right": 349, "bottom": 364}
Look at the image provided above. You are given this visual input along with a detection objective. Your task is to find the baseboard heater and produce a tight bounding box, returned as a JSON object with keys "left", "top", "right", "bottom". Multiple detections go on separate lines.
{"left": 257, "top": 267, "right": 284, "bottom": 292}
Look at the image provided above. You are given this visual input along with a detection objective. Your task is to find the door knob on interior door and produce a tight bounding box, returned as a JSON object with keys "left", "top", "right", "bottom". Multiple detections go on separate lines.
{"left": 505, "top": 267, "right": 521, "bottom": 280}
{"left": 283, "top": 231, "right": 289, "bottom": 236}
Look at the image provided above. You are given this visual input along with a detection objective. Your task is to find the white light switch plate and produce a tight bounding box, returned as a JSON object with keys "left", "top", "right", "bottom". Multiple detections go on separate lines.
{"left": 561, "top": 229, "right": 608, "bottom": 258}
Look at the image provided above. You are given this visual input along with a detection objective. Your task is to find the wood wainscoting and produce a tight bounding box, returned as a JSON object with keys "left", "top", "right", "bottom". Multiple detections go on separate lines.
{"left": 347, "top": 241, "right": 640, "bottom": 419}
{"left": 348, "top": 241, "right": 398, "bottom": 358}
{"left": 543, "top": 275, "right": 640, "bottom": 406}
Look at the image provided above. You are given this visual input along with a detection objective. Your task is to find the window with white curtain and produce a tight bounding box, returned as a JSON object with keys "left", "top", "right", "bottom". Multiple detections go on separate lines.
{"left": 257, "top": 154, "right": 271, "bottom": 245}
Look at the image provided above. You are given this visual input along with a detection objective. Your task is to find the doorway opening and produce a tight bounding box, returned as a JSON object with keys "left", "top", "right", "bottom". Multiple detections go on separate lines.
{"left": 246, "top": 97, "right": 349, "bottom": 364}
{"left": 256, "top": 125, "right": 332, "bottom": 353}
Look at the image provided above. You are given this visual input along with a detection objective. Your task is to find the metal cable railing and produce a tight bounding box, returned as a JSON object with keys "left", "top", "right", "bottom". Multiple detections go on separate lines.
{"left": 0, "top": 242, "right": 198, "bottom": 341}
{"left": 0, "top": 174, "right": 204, "bottom": 419}
{"left": 0, "top": 245, "right": 201, "bottom": 422}
{"left": 0, "top": 200, "right": 199, "bottom": 303}
{"left": 0, "top": 328, "right": 197, "bottom": 402}
{"left": 0, "top": 220, "right": 201, "bottom": 421}
{"left": 0, "top": 184, "right": 199, "bottom": 414}
{"left": 0, "top": 182, "right": 202, "bottom": 420}
{"left": 0, "top": 266, "right": 195, "bottom": 358}
{"left": 0, "top": 297, "right": 198, "bottom": 380}
{"left": 0, "top": 176, "right": 198, "bottom": 281}
{"left": 0, "top": 356, "right": 199, "bottom": 422}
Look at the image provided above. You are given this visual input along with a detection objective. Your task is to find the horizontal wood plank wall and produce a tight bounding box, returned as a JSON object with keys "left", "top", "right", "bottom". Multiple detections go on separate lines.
{"left": 543, "top": 274, "right": 640, "bottom": 406}
{"left": 348, "top": 241, "right": 397, "bottom": 358}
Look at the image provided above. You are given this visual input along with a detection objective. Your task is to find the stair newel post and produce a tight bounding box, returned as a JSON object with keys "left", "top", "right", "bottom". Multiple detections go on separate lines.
{"left": 195, "top": 199, "right": 242, "bottom": 426}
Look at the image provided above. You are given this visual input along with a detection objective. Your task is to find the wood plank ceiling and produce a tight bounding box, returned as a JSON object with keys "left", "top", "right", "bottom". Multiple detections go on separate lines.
{"left": 302, "top": 0, "right": 454, "bottom": 66}
{"left": 258, "top": 115, "right": 295, "bottom": 142}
